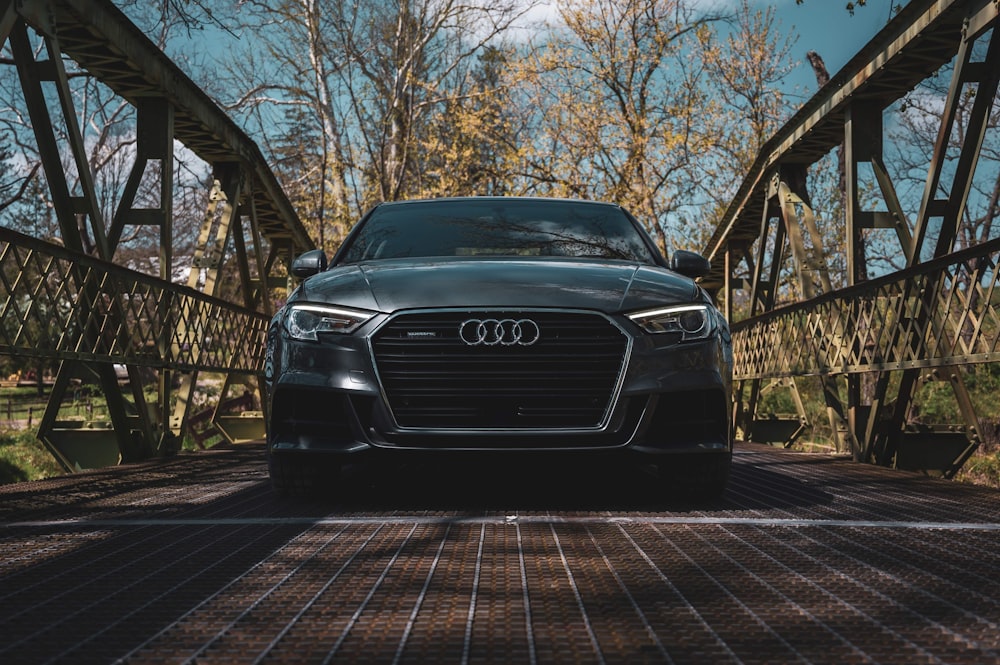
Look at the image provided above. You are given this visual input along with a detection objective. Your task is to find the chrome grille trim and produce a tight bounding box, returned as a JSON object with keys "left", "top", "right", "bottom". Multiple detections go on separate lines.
{"left": 368, "top": 308, "right": 632, "bottom": 432}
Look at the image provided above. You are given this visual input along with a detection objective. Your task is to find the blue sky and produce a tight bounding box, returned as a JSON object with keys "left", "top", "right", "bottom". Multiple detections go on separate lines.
{"left": 520, "top": 0, "right": 901, "bottom": 105}
{"left": 771, "top": 1, "right": 901, "bottom": 101}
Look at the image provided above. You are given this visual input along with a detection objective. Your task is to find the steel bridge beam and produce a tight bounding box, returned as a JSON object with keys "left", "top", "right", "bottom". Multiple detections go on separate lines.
{"left": 706, "top": 0, "right": 998, "bottom": 286}
{"left": 0, "top": 1, "right": 13, "bottom": 48}
{"left": 1, "top": 1, "right": 314, "bottom": 469}
{"left": 709, "top": 0, "right": 1000, "bottom": 476}
{"left": 11, "top": 0, "right": 312, "bottom": 250}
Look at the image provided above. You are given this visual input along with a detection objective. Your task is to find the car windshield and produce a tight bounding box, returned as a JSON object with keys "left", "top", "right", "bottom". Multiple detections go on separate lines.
{"left": 337, "top": 199, "right": 658, "bottom": 264}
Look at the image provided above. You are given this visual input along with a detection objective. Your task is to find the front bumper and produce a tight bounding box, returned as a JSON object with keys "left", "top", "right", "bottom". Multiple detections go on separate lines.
{"left": 265, "top": 311, "right": 732, "bottom": 457}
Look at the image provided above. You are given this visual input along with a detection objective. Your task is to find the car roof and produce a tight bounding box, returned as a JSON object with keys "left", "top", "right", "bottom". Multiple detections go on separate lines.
{"left": 371, "top": 196, "right": 622, "bottom": 209}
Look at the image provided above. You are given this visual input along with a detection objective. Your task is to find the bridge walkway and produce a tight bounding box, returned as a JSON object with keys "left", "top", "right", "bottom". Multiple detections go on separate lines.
{"left": 1, "top": 443, "right": 999, "bottom": 663}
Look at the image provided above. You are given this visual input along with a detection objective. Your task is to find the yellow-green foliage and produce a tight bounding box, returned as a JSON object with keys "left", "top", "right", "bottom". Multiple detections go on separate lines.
{"left": 955, "top": 450, "right": 1000, "bottom": 489}
{"left": 0, "top": 429, "right": 63, "bottom": 485}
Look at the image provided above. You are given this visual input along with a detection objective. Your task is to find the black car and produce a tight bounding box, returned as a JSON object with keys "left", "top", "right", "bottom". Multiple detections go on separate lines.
{"left": 264, "top": 197, "right": 733, "bottom": 496}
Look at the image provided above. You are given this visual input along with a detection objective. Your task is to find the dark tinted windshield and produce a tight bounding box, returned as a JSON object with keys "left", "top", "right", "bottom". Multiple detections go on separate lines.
{"left": 337, "top": 199, "right": 658, "bottom": 264}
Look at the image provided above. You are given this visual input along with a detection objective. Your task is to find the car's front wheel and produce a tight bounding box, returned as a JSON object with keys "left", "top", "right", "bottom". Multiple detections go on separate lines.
{"left": 658, "top": 452, "right": 731, "bottom": 498}
{"left": 268, "top": 452, "right": 340, "bottom": 497}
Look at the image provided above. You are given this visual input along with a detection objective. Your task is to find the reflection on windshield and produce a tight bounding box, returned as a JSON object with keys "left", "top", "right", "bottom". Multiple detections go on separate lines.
{"left": 338, "top": 200, "right": 656, "bottom": 265}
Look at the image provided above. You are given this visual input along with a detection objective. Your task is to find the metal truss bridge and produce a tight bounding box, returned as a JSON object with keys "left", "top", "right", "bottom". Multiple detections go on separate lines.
{"left": 3, "top": 3, "right": 1000, "bottom": 663}
{"left": 1, "top": 0, "right": 999, "bottom": 479}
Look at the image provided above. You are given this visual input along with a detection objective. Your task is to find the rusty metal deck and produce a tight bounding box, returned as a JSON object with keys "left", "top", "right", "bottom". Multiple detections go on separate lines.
{"left": 2, "top": 443, "right": 999, "bottom": 664}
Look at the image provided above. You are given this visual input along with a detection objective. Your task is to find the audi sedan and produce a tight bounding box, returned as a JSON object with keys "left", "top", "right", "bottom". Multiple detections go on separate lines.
{"left": 264, "top": 197, "right": 733, "bottom": 496}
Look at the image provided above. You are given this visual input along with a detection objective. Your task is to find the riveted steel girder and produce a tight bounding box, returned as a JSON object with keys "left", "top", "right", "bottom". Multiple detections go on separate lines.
{"left": 1, "top": 1, "right": 15, "bottom": 52}
{"left": 714, "top": 0, "right": 1000, "bottom": 475}
{"left": 10, "top": 0, "right": 312, "bottom": 252}
{"left": 1, "top": 0, "right": 314, "bottom": 468}
{"left": 705, "top": 0, "right": 998, "bottom": 288}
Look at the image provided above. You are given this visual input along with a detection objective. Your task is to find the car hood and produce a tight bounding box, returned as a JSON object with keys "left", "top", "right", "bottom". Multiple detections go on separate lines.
{"left": 292, "top": 258, "right": 702, "bottom": 313}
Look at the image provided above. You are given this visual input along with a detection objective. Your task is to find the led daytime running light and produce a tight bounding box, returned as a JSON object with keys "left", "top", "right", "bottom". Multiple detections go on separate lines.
{"left": 285, "top": 304, "right": 374, "bottom": 340}
{"left": 627, "top": 304, "right": 714, "bottom": 340}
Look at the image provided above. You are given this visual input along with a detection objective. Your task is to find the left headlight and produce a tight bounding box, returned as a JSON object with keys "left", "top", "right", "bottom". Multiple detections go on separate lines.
{"left": 284, "top": 303, "right": 375, "bottom": 341}
{"left": 627, "top": 304, "right": 715, "bottom": 341}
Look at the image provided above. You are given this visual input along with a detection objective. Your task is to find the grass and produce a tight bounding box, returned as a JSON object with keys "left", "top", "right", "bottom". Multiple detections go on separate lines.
{"left": 0, "top": 428, "right": 64, "bottom": 484}
{"left": 0, "top": 379, "right": 228, "bottom": 485}
{"left": 955, "top": 445, "right": 1000, "bottom": 489}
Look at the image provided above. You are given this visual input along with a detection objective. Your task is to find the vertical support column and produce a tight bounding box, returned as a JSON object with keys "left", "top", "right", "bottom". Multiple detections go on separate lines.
{"left": 775, "top": 165, "right": 834, "bottom": 299}
{"left": 112, "top": 99, "right": 178, "bottom": 454}
{"left": 246, "top": 197, "right": 273, "bottom": 317}
{"left": 109, "top": 100, "right": 175, "bottom": 268}
{"left": 8, "top": 22, "right": 86, "bottom": 252}
{"left": 47, "top": 38, "right": 110, "bottom": 258}
{"left": 1, "top": 0, "right": 15, "bottom": 49}
{"left": 778, "top": 182, "right": 817, "bottom": 302}
{"left": 723, "top": 244, "right": 734, "bottom": 324}
{"left": 774, "top": 166, "right": 851, "bottom": 453}
{"left": 910, "top": 33, "right": 967, "bottom": 263}
{"left": 105, "top": 99, "right": 177, "bottom": 454}
{"left": 844, "top": 102, "right": 882, "bottom": 287}
{"left": 723, "top": 244, "right": 737, "bottom": 439}
{"left": 9, "top": 18, "right": 150, "bottom": 463}
{"left": 16, "top": 14, "right": 110, "bottom": 258}
{"left": 187, "top": 165, "right": 244, "bottom": 297}
{"left": 843, "top": 101, "right": 916, "bottom": 462}
{"left": 910, "top": 24, "right": 1000, "bottom": 264}
{"left": 231, "top": 215, "right": 253, "bottom": 307}
{"left": 210, "top": 196, "right": 269, "bottom": 444}
{"left": 749, "top": 175, "right": 785, "bottom": 318}
{"left": 845, "top": 101, "right": 881, "bottom": 460}
{"left": 738, "top": 178, "right": 787, "bottom": 443}
{"left": 171, "top": 166, "right": 246, "bottom": 445}
{"left": 877, "top": 24, "right": 1000, "bottom": 470}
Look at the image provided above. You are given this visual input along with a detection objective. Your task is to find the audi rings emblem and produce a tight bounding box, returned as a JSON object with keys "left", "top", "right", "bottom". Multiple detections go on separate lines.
{"left": 459, "top": 318, "right": 541, "bottom": 346}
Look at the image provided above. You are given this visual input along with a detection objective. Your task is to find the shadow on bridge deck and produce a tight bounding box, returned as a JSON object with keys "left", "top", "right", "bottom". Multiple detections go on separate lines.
{"left": 1, "top": 442, "right": 998, "bottom": 663}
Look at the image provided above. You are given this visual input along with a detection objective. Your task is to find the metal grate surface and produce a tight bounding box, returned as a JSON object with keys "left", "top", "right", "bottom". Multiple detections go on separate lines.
{"left": 1, "top": 443, "right": 1000, "bottom": 663}
{"left": 372, "top": 311, "right": 628, "bottom": 429}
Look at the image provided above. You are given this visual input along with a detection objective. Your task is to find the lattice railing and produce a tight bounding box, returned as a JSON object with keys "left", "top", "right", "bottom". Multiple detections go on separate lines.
{"left": 732, "top": 236, "right": 1000, "bottom": 380}
{"left": 0, "top": 227, "right": 268, "bottom": 373}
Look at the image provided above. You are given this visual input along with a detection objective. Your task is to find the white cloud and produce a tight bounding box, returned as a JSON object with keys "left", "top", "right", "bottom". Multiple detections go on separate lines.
{"left": 512, "top": 2, "right": 562, "bottom": 31}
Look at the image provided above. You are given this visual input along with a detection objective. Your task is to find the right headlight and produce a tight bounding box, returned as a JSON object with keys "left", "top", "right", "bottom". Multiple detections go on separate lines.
{"left": 284, "top": 303, "right": 375, "bottom": 341}
{"left": 627, "top": 304, "right": 715, "bottom": 341}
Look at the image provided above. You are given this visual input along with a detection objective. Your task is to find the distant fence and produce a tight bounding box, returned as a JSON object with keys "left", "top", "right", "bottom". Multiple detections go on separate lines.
{"left": 0, "top": 385, "right": 103, "bottom": 429}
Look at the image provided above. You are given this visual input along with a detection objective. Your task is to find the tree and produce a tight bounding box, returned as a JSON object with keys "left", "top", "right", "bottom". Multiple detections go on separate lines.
{"left": 0, "top": 136, "right": 39, "bottom": 214}
{"left": 795, "top": 0, "right": 868, "bottom": 14}
{"left": 222, "top": 0, "right": 526, "bottom": 252}
{"left": 510, "top": 0, "right": 725, "bottom": 250}
{"left": 118, "top": 0, "right": 242, "bottom": 36}
{"left": 794, "top": 1, "right": 909, "bottom": 16}
{"left": 417, "top": 46, "right": 525, "bottom": 198}
{"left": 509, "top": 0, "right": 794, "bottom": 254}
{"left": 693, "top": 0, "right": 797, "bottom": 242}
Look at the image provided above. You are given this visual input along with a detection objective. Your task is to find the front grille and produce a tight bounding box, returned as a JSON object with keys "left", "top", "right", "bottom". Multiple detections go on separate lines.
{"left": 371, "top": 311, "right": 629, "bottom": 429}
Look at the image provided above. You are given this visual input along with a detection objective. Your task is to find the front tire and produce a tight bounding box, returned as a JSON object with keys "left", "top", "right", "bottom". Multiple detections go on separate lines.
{"left": 658, "top": 452, "right": 731, "bottom": 499}
{"left": 268, "top": 452, "right": 340, "bottom": 498}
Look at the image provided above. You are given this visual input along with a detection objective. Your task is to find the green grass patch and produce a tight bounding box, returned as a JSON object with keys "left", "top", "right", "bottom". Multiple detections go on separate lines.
{"left": 955, "top": 447, "right": 1000, "bottom": 490}
{"left": 0, "top": 429, "right": 64, "bottom": 485}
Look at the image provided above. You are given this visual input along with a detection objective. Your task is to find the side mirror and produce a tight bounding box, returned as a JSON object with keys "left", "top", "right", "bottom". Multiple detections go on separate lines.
{"left": 670, "top": 249, "right": 711, "bottom": 279}
{"left": 291, "top": 249, "right": 328, "bottom": 279}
